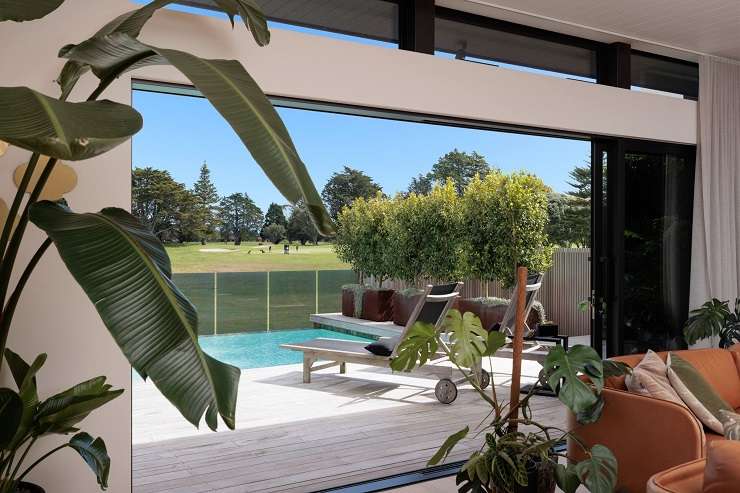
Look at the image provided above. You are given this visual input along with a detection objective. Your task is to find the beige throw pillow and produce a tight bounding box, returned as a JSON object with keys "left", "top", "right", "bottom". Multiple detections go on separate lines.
{"left": 625, "top": 350, "right": 685, "bottom": 406}
{"left": 719, "top": 409, "right": 740, "bottom": 440}
{"left": 667, "top": 353, "right": 734, "bottom": 434}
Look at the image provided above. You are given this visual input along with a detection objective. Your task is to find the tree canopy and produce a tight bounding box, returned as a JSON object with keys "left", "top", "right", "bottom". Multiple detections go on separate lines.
{"left": 131, "top": 167, "right": 196, "bottom": 242}
{"left": 287, "top": 202, "right": 319, "bottom": 245}
{"left": 261, "top": 202, "right": 288, "bottom": 237}
{"left": 191, "top": 161, "right": 220, "bottom": 244}
{"left": 321, "top": 166, "right": 382, "bottom": 220}
{"left": 218, "top": 193, "right": 263, "bottom": 245}
{"left": 409, "top": 149, "right": 492, "bottom": 195}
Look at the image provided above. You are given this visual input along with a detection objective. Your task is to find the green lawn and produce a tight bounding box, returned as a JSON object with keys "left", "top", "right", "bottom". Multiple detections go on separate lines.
{"left": 165, "top": 241, "right": 349, "bottom": 273}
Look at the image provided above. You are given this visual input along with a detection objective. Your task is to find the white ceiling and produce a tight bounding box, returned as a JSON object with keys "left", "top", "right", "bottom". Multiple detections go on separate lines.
{"left": 439, "top": 0, "right": 740, "bottom": 62}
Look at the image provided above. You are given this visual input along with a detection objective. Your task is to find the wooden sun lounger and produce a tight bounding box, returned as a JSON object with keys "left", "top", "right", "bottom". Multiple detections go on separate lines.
{"left": 281, "top": 282, "right": 463, "bottom": 385}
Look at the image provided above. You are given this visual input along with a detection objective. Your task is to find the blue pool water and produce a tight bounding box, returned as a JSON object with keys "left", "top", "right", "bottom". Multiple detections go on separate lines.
{"left": 198, "top": 328, "right": 373, "bottom": 369}
{"left": 133, "top": 329, "right": 373, "bottom": 381}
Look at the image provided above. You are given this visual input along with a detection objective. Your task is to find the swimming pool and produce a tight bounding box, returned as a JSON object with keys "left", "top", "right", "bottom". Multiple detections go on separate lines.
{"left": 167, "top": 328, "right": 373, "bottom": 372}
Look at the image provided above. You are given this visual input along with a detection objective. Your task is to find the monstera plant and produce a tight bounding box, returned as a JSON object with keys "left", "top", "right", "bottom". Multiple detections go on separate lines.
{"left": 391, "top": 308, "right": 630, "bottom": 493}
{"left": 0, "top": 1, "right": 331, "bottom": 491}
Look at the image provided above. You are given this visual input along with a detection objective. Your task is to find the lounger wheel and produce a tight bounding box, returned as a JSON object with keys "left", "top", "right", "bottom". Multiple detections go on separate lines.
{"left": 435, "top": 378, "right": 458, "bottom": 404}
{"left": 479, "top": 369, "right": 490, "bottom": 390}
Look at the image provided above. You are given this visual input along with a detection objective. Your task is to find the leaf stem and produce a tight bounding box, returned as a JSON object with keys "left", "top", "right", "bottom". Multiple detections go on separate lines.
{"left": 9, "top": 436, "right": 38, "bottom": 482}
{"left": 0, "top": 153, "right": 40, "bottom": 259}
{"left": 16, "top": 443, "right": 69, "bottom": 483}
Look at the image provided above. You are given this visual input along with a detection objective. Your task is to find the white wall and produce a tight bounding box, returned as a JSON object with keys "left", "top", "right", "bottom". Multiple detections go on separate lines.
{"left": 0, "top": 1, "right": 697, "bottom": 492}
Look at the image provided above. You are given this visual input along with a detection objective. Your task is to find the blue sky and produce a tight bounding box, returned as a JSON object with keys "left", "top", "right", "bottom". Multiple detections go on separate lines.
{"left": 132, "top": 90, "right": 589, "bottom": 212}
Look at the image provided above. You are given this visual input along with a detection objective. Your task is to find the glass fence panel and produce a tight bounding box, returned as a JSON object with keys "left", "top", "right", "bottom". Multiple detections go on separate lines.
{"left": 217, "top": 272, "right": 268, "bottom": 334}
{"left": 173, "top": 273, "right": 215, "bottom": 336}
{"left": 318, "top": 270, "right": 357, "bottom": 314}
{"left": 269, "top": 270, "right": 319, "bottom": 330}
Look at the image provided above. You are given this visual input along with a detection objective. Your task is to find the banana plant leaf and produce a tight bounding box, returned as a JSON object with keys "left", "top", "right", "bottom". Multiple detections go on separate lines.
{"left": 68, "top": 432, "right": 111, "bottom": 489}
{"left": 4, "top": 349, "right": 46, "bottom": 447}
{"left": 29, "top": 201, "right": 240, "bottom": 430}
{"left": 60, "top": 33, "right": 334, "bottom": 234}
{"left": 0, "top": 0, "right": 64, "bottom": 22}
{"left": 56, "top": 0, "right": 267, "bottom": 97}
{"left": 0, "top": 388, "right": 23, "bottom": 448}
{"left": 0, "top": 86, "right": 142, "bottom": 161}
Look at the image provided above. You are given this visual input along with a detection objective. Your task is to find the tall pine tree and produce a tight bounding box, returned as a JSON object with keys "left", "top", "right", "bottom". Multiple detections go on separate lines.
{"left": 191, "top": 161, "right": 220, "bottom": 244}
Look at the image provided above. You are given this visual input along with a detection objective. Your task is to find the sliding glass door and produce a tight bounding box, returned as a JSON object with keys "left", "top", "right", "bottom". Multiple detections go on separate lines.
{"left": 592, "top": 139, "right": 696, "bottom": 356}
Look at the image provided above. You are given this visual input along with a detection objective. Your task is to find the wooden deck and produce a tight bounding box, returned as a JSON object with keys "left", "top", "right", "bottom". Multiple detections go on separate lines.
{"left": 133, "top": 357, "right": 565, "bottom": 493}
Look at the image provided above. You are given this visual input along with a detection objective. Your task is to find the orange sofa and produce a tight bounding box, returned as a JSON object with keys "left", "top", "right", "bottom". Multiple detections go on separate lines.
{"left": 568, "top": 347, "right": 740, "bottom": 493}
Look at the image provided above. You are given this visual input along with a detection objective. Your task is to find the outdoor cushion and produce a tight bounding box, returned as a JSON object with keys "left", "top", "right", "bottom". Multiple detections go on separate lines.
{"left": 626, "top": 350, "right": 685, "bottom": 405}
{"left": 364, "top": 336, "right": 399, "bottom": 356}
{"left": 719, "top": 409, "right": 740, "bottom": 440}
{"left": 702, "top": 440, "right": 740, "bottom": 492}
{"left": 667, "top": 353, "right": 734, "bottom": 434}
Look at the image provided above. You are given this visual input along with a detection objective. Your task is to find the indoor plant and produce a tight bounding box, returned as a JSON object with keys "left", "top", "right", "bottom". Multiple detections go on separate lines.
{"left": 391, "top": 274, "right": 628, "bottom": 492}
{"left": 683, "top": 298, "right": 740, "bottom": 348}
{"left": 335, "top": 194, "right": 394, "bottom": 321}
{"left": 0, "top": 0, "right": 331, "bottom": 490}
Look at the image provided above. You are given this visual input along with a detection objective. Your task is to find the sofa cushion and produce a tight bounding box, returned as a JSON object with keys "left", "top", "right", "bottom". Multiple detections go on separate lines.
{"left": 626, "top": 350, "right": 685, "bottom": 405}
{"left": 703, "top": 440, "right": 740, "bottom": 492}
{"left": 647, "top": 459, "right": 705, "bottom": 493}
{"left": 677, "top": 349, "right": 740, "bottom": 409}
{"left": 667, "top": 353, "right": 734, "bottom": 434}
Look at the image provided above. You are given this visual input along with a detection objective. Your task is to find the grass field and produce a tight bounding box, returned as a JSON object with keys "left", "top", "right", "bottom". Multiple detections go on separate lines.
{"left": 166, "top": 241, "right": 349, "bottom": 273}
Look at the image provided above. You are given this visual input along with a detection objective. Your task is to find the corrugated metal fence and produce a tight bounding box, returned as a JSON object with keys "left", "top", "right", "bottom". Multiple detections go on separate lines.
{"left": 387, "top": 248, "right": 591, "bottom": 336}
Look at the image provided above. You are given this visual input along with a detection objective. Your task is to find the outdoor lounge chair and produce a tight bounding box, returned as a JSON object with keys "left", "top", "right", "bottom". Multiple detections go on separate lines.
{"left": 281, "top": 282, "right": 474, "bottom": 403}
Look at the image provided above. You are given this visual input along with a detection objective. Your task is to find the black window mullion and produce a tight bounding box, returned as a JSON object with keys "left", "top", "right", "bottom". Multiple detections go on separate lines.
{"left": 398, "top": 0, "right": 435, "bottom": 54}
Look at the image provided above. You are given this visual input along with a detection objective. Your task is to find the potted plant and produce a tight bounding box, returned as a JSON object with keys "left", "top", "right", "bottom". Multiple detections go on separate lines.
{"left": 459, "top": 171, "right": 554, "bottom": 317}
{"left": 0, "top": 1, "right": 332, "bottom": 490}
{"left": 536, "top": 320, "right": 559, "bottom": 337}
{"left": 683, "top": 298, "right": 740, "bottom": 348}
{"left": 391, "top": 303, "right": 629, "bottom": 492}
{"left": 335, "top": 195, "right": 395, "bottom": 321}
{"left": 456, "top": 296, "right": 545, "bottom": 332}
{"left": 385, "top": 181, "right": 462, "bottom": 326}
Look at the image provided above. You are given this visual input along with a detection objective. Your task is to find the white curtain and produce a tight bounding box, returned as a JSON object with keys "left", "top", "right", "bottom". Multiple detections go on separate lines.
{"left": 690, "top": 57, "right": 740, "bottom": 324}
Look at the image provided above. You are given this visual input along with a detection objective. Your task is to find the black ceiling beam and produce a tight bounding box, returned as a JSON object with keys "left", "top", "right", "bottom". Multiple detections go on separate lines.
{"left": 597, "top": 42, "right": 631, "bottom": 88}
{"left": 398, "top": 0, "right": 435, "bottom": 54}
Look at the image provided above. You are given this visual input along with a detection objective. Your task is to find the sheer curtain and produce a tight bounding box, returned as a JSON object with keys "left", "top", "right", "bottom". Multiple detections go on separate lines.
{"left": 690, "top": 57, "right": 740, "bottom": 345}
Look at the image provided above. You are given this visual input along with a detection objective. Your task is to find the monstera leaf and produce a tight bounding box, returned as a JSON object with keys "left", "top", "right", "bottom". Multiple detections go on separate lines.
{"left": 390, "top": 321, "right": 438, "bottom": 372}
{"left": 427, "top": 426, "right": 468, "bottom": 466}
{"left": 59, "top": 33, "right": 333, "bottom": 234}
{"left": 543, "top": 345, "right": 603, "bottom": 415}
{"left": 0, "top": 86, "right": 142, "bottom": 161}
{"left": 445, "top": 309, "right": 487, "bottom": 369}
{"left": 29, "top": 201, "right": 240, "bottom": 430}
{"left": 574, "top": 445, "right": 618, "bottom": 493}
{"left": 56, "top": 0, "right": 267, "bottom": 97}
{"left": 0, "top": 0, "right": 65, "bottom": 22}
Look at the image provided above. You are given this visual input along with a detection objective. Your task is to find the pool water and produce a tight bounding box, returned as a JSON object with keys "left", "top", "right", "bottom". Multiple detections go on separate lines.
{"left": 198, "top": 328, "right": 373, "bottom": 369}
{"left": 133, "top": 329, "right": 373, "bottom": 382}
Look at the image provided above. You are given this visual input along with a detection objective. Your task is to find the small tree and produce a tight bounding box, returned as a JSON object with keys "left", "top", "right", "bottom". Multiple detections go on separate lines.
{"left": 461, "top": 171, "right": 553, "bottom": 288}
{"left": 386, "top": 181, "right": 461, "bottom": 284}
{"left": 218, "top": 192, "right": 263, "bottom": 245}
{"left": 261, "top": 202, "right": 288, "bottom": 237}
{"left": 262, "top": 223, "right": 286, "bottom": 244}
{"left": 191, "top": 161, "right": 220, "bottom": 244}
{"left": 335, "top": 194, "right": 394, "bottom": 287}
{"left": 287, "top": 202, "right": 319, "bottom": 245}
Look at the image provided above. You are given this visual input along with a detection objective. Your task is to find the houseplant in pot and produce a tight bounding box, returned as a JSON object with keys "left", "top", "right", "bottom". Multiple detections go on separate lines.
{"left": 0, "top": 0, "right": 332, "bottom": 490}
{"left": 385, "top": 181, "right": 462, "bottom": 325}
{"left": 459, "top": 171, "right": 553, "bottom": 329}
{"left": 391, "top": 268, "right": 629, "bottom": 493}
{"left": 683, "top": 297, "right": 740, "bottom": 348}
{"left": 335, "top": 194, "right": 395, "bottom": 321}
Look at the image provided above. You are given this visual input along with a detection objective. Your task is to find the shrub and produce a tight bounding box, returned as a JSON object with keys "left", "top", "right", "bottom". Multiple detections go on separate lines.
{"left": 262, "top": 223, "right": 286, "bottom": 244}
{"left": 385, "top": 181, "right": 462, "bottom": 284}
{"left": 335, "top": 194, "right": 394, "bottom": 286}
{"left": 461, "top": 171, "right": 553, "bottom": 288}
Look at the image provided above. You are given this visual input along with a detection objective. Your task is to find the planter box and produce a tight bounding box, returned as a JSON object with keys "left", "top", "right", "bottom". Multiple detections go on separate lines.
{"left": 455, "top": 298, "right": 542, "bottom": 332}
{"left": 341, "top": 287, "right": 395, "bottom": 322}
{"left": 536, "top": 323, "right": 559, "bottom": 337}
{"left": 392, "top": 290, "right": 425, "bottom": 326}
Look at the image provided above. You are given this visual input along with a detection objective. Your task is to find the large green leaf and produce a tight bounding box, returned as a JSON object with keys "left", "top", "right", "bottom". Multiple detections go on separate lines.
{"left": 543, "top": 345, "right": 602, "bottom": 415}
{"left": 554, "top": 463, "right": 581, "bottom": 493}
{"left": 445, "top": 309, "right": 487, "bottom": 369}
{"left": 683, "top": 298, "right": 729, "bottom": 345}
{"left": 29, "top": 201, "right": 240, "bottom": 430}
{"left": 56, "top": 0, "right": 267, "bottom": 97}
{"left": 69, "top": 432, "right": 111, "bottom": 490}
{"left": 0, "top": 87, "right": 142, "bottom": 161}
{"left": 0, "top": 0, "right": 64, "bottom": 22}
{"left": 4, "top": 350, "right": 46, "bottom": 447}
{"left": 0, "top": 388, "right": 23, "bottom": 448}
{"left": 390, "top": 321, "right": 438, "bottom": 372}
{"left": 574, "top": 444, "right": 618, "bottom": 493}
{"left": 35, "top": 376, "right": 123, "bottom": 434}
{"left": 60, "top": 34, "right": 333, "bottom": 234}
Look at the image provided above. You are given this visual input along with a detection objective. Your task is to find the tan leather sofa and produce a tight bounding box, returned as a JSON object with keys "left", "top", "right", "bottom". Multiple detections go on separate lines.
{"left": 647, "top": 440, "right": 740, "bottom": 492}
{"left": 568, "top": 347, "right": 740, "bottom": 493}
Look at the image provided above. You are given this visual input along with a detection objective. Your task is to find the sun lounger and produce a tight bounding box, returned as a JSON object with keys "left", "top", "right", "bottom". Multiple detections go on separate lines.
{"left": 281, "top": 282, "right": 465, "bottom": 398}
